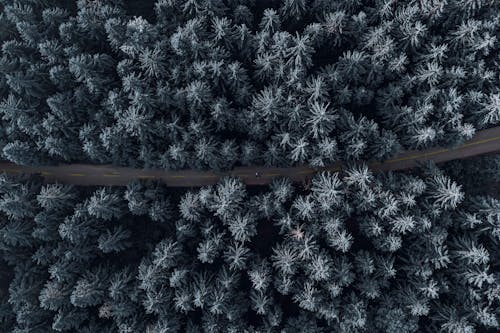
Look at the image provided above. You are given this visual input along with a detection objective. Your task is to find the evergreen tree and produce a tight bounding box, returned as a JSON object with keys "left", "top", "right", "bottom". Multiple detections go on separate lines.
{"left": 86, "top": 188, "right": 125, "bottom": 221}
{"left": 36, "top": 184, "right": 76, "bottom": 212}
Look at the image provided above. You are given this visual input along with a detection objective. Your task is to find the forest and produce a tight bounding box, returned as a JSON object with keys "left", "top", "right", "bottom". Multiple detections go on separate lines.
{"left": 0, "top": 0, "right": 499, "bottom": 332}
{"left": 0, "top": 156, "right": 499, "bottom": 332}
{"left": 0, "top": 0, "right": 498, "bottom": 169}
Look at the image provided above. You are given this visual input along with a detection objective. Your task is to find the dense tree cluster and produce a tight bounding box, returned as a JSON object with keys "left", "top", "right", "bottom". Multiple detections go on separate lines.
{"left": 0, "top": 1, "right": 499, "bottom": 332}
{"left": 0, "top": 0, "right": 499, "bottom": 169}
{"left": 0, "top": 163, "right": 498, "bottom": 332}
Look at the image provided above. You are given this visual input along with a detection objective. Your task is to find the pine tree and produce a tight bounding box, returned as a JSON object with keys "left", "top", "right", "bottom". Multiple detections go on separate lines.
{"left": 209, "top": 177, "right": 246, "bottom": 223}
{"left": 87, "top": 188, "right": 126, "bottom": 221}
{"left": 428, "top": 174, "right": 464, "bottom": 209}
{"left": 311, "top": 171, "right": 343, "bottom": 211}
{"left": 98, "top": 225, "right": 132, "bottom": 253}
{"left": 2, "top": 140, "right": 46, "bottom": 165}
{"left": 224, "top": 241, "right": 250, "bottom": 270}
{"left": 36, "top": 184, "right": 76, "bottom": 212}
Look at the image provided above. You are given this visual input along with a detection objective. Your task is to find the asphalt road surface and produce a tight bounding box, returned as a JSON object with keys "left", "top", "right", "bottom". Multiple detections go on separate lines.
{"left": 0, "top": 126, "right": 499, "bottom": 187}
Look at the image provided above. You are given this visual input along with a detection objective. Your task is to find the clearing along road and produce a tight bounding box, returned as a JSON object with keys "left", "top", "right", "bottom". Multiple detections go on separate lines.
{"left": 0, "top": 126, "right": 499, "bottom": 187}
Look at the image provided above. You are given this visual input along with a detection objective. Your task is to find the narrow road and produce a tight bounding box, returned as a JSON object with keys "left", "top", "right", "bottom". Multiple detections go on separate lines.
{"left": 1, "top": 126, "right": 499, "bottom": 187}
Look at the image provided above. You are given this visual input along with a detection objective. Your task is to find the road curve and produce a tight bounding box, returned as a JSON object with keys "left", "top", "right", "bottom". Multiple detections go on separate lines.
{"left": 0, "top": 126, "right": 499, "bottom": 187}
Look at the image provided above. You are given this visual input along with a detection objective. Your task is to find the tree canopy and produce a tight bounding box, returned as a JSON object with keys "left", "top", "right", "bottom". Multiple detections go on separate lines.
{"left": 0, "top": 0, "right": 498, "bottom": 170}
{"left": 0, "top": 160, "right": 498, "bottom": 332}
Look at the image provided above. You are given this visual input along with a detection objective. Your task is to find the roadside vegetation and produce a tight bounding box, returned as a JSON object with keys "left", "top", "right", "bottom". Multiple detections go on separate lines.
{"left": 0, "top": 1, "right": 498, "bottom": 332}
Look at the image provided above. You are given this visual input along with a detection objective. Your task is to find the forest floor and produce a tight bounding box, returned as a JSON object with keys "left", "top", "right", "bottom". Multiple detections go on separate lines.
{"left": 1, "top": 126, "right": 499, "bottom": 187}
